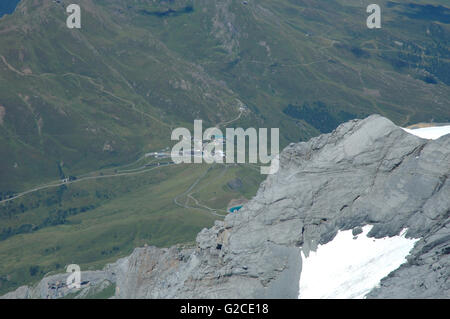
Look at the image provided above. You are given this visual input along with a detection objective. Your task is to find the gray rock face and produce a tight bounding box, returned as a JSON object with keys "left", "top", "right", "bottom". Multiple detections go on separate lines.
{"left": 3, "top": 115, "right": 449, "bottom": 299}
{"left": 0, "top": 270, "right": 115, "bottom": 299}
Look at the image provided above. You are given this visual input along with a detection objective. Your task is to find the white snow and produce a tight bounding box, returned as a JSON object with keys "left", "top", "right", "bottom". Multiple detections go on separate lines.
{"left": 298, "top": 225, "right": 419, "bottom": 299}
{"left": 402, "top": 125, "right": 450, "bottom": 140}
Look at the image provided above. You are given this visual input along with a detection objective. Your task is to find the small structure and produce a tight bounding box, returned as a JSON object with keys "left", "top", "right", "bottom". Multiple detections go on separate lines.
{"left": 229, "top": 205, "right": 243, "bottom": 213}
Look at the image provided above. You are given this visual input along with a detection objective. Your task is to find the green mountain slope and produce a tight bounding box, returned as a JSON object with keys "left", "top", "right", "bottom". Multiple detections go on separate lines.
{"left": 0, "top": 0, "right": 449, "bottom": 294}
{"left": 1, "top": 0, "right": 449, "bottom": 192}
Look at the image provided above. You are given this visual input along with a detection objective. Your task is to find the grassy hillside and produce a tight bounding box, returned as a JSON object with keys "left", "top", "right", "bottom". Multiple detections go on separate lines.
{"left": 1, "top": 0, "right": 449, "bottom": 192}
{"left": 0, "top": 0, "right": 449, "bottom": 294}
{"left": 0, "top": 161, "right": 264, "bottom": 293}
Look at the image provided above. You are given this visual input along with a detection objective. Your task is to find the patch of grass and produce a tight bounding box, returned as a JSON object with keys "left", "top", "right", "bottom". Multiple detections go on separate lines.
{"left": 1, "top": 0, "right": 450, "bottom": 296}
{"left": 0, "top": 163, "right": 262, "bottom": 294}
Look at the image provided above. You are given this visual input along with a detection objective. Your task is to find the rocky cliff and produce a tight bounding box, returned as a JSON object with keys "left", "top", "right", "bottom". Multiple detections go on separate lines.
{"left": 3, "top": 115, "right": 449, "bottom": 299}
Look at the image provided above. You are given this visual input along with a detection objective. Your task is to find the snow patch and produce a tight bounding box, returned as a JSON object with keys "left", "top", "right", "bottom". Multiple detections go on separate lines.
{"left": 298, "top": 225, "right": 419, "bottom": 299}
{"left": 402, "top": 126, "right": 450, "bottom": 140}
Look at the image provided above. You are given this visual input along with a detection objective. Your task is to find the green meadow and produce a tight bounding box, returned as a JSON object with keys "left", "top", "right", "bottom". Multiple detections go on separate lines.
{"left": 0, "top": 0, "right": 449, "bottom": 295}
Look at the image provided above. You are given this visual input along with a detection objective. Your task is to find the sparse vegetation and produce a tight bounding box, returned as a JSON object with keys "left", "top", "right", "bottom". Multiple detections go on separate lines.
{"left": 0, "top": 0, "right": 449, "bottom": 296}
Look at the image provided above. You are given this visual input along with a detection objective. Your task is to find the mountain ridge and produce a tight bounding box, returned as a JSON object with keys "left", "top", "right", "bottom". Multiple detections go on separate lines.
{"left": 2, "top": 114, "right": 448, "bottom": 299}
{"left": 1, "top": 0, "right": 449, "bottom": 297}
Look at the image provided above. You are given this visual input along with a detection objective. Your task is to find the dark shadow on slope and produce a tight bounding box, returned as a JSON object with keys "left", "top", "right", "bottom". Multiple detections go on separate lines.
{"left": 283, "top": 101, "right": 357, "bottom": 133}
{"left": 0, "top": 0, "right": 21, "bottom": 18}
{"left": 387, "top": 2, "right": 450, "bottom": 24}
{"left": 139, "top": 5, "right": 194, "bottom": 18}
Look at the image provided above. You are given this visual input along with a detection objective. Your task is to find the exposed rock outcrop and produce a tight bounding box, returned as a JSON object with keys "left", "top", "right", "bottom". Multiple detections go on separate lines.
{"left": 3, "top": 115, "right": 449, "bottom": 299}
